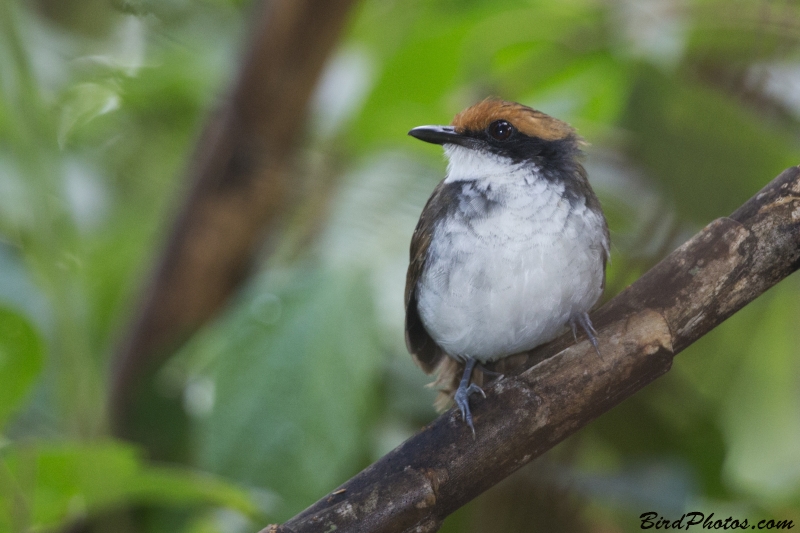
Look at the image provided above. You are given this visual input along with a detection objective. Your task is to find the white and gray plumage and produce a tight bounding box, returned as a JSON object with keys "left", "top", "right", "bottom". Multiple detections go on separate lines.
{"left": 405, "top": 99, "right": 609, "bottom": 434}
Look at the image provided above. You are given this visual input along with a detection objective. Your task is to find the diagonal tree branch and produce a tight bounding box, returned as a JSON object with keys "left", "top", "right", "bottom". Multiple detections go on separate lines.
{"left": 109, "top": 0, "right": 357, "bottom": 436}
{"left": 265, "top": 165, "right": 800, "bottom": 533}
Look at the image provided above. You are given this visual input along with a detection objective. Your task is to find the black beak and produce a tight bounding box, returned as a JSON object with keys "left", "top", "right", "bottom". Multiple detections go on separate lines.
{"left": 408, "top": 125, "right": 471, "bottom": 147}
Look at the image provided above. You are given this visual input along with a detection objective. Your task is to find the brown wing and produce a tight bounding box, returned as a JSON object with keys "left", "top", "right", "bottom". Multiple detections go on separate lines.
{"left": 404, "top": 180, "right": 454, "bottom": 374}
{"left": 575, "top": 163, "right": 610, "bottom": 290}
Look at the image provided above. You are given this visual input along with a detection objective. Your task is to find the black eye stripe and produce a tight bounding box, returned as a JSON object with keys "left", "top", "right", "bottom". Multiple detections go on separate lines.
{"left": 488, "top": 120, "right": 513, "bottom": 141}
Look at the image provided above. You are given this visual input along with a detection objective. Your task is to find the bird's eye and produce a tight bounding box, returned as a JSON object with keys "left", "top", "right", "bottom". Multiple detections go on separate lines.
{"left": 488, "top": 120, "right": 513, "bottom": 141}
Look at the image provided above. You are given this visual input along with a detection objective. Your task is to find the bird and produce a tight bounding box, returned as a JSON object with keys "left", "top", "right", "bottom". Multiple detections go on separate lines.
{"left": 405, "top": 98, "right": 609, "bottom": 435}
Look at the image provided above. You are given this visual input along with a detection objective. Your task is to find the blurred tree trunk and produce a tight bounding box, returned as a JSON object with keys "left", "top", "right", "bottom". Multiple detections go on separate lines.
{"left": 109, "top": 0, "right": 357, "bottom": 440}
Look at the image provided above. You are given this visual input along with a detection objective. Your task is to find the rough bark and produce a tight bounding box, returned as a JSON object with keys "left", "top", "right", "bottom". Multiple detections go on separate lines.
{"left": 109, "top": 0, "right": 356, "bottom": 434}
{"left": 265, "top": 166, "right": 800, "bottom": 533}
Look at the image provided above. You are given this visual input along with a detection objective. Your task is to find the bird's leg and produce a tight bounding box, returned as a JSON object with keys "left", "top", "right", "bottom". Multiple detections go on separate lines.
{"left": 570, "top": 311, "right": 602, "bottom": 359}
{"left": 454, "top": 357, "right": 486, "bottom": 437}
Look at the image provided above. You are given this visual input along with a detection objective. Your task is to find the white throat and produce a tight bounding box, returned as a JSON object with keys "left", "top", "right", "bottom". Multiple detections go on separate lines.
{"left": 443, "top": 144, "right": 535, "bottom": 183}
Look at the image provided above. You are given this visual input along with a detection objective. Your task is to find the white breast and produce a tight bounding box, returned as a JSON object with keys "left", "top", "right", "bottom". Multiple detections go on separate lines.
{"left": 416, "top": 146, "right": 607, "bottom": 362}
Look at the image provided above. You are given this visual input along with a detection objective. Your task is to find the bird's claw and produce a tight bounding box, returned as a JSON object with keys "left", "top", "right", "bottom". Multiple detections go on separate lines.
{"left": 570, "top": 311, "right": 602, "bottom": 359}
{"left": 455, "top": 382, "right": 485, "bottom": 437}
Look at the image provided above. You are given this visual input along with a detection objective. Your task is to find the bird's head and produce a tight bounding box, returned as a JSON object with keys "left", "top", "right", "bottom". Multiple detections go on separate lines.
{"left": 409, "top": 99, "right": 582, "bottom": 181}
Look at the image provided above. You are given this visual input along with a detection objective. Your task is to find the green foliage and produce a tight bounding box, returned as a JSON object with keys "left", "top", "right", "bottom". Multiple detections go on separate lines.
{"left": 1, "top": 0, "right": 799, "bottom": 531}
{"left": 691, "top": 281, "right": 800, "bottom": 502}
{"left": 623, "top": 65, "right": 799, "bottom": 222}
{"left": 0, "top": 441, "right": 257, "bottom": 532}
{"left": 177, "top": 267, "right": 384, "bottom": 520}
{"left": 0, "top": 308, "right": 43, "bottom": 429}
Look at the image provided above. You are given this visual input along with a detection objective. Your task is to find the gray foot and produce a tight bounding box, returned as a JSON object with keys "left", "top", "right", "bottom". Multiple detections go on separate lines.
{"left": 455, "top": 358, "right": 486, "bottom": 437}
{"left": 570, "top": 311, "right": 602, "bottom": 358}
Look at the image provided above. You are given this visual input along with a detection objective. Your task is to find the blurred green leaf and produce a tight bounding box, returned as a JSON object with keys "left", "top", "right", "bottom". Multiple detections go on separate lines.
{"left": 58, "top": 82, "right": 121, "bottom": 148}
{"left": 720, "top": 281, "right": 800, "bottom": 501}
{"left": 686, "top": 1, "right": 800, "bottom": 63}
{"left": 0, "top": 441, "right": 257, "bottom": 532}
{"left": 350, "top": 23, "right": 470, "bottom": 151}
{"left": 622, "top": 64, "right": 800, "bottom": 222}
{"left": 0, "top": 307, "right": 44, "bottom": 429}
{"left": 186, "top": 267, "right": 383, "bottom": 520}
{"left": 523, "top": 52, "right": 632, "bottom": 138}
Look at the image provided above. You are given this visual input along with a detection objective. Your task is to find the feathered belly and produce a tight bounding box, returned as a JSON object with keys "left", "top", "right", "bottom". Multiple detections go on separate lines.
{"left": 416, "top": 212, "right": 605, "bottom": 362}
